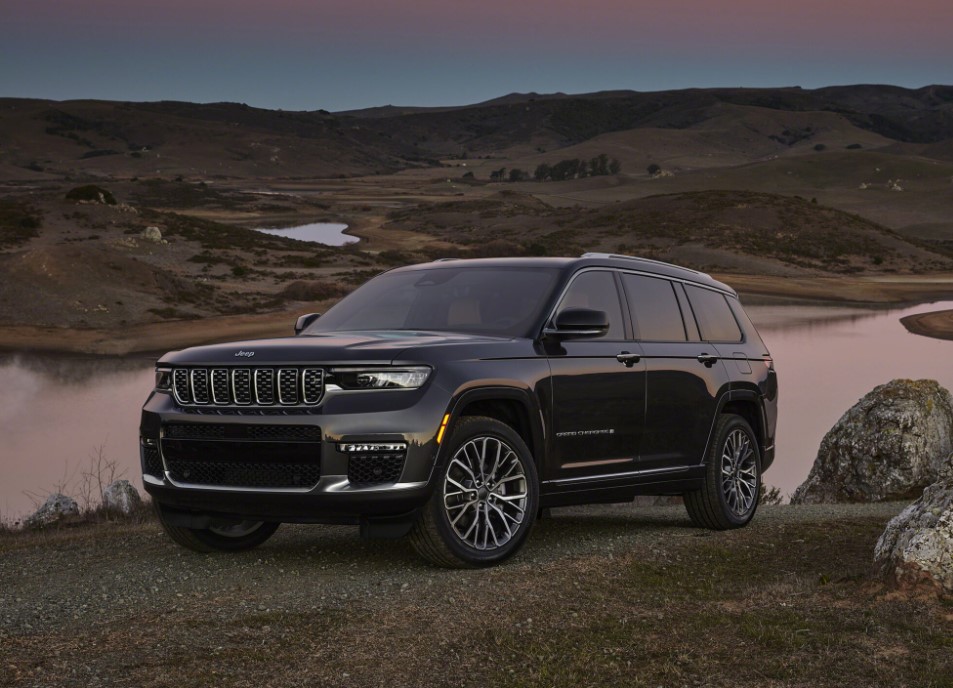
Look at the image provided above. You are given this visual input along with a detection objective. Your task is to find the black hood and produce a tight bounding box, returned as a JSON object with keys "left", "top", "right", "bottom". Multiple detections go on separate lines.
{"left": 158, "top": 330, "right": 512, "bottom": 366}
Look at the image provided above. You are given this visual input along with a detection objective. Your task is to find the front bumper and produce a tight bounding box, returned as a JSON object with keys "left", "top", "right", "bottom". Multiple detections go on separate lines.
{"left": 139, "top": 381, "right": 450, "bottom": 524}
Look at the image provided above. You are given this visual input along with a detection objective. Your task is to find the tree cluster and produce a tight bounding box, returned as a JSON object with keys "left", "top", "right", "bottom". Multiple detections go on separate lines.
{"left": 533, "top": 153, "right": 621, "bottom": 182}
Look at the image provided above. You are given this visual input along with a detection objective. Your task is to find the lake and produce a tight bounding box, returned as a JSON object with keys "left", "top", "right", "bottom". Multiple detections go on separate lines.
{"left": 255, "top": 222, "right": 356, "bottom": 246}
{"left": 2, "top": 301, "right": 952, "bottom": 522}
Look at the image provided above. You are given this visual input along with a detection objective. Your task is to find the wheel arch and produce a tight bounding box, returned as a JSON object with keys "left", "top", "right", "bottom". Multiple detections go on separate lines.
{"left": 439, "top": 386, "right": 545, "bottom": 469}
{"left": 718, "top": 389, "right": 767, "bottom": 461}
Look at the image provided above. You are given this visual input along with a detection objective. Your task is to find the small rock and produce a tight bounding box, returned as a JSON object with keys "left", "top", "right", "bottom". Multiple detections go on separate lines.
{"left": 874, "top": 472, "right": 953, "bottom": 594}
{"left": 792, "top": 379, "right": 953, "bottom": 504}
{"left": 102, "top": 480, "right": 142, "bottom": 515}
{"left": 141, "top": 226, "right": 163, "bottom": 242}
{"left": 24, "top": 494, "right": 79, "bottom": 529}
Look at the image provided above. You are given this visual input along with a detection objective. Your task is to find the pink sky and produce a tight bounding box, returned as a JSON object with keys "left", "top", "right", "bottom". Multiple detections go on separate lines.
{"left": 2, "top": 0, "right": 952, "bottom": 109}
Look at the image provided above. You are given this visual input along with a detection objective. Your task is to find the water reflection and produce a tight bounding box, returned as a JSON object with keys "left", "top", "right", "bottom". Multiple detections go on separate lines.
{"left": 0, "top": 355, "right": 154, "bottom": 522}
{"left": 255, "top": 222, "right": 355, "bottom": 246}
{"left": 2, "top": 301, "right": 952, "bottom": 520}
{"left": 753, "top": 300, "right": 953, "bottom": 498}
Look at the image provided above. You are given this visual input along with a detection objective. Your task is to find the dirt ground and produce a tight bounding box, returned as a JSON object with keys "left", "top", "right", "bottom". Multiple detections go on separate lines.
{"left": 2, "top": 502, "right": 951, "bottom": 688}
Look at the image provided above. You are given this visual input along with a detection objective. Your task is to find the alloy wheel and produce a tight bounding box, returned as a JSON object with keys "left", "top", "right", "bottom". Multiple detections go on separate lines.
{"left": 720, "top": 428, "right": 757, "bottom": 516}
{"left": 442, "top": 436, "right": 529, "bottom": 550}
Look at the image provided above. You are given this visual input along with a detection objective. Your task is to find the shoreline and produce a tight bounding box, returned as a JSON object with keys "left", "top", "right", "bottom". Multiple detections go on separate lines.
{"left": 900, "top": 308, "right": 953, "bottom": 341}
{"left": 2, "top": 274, "right": 953, "bottom": 356}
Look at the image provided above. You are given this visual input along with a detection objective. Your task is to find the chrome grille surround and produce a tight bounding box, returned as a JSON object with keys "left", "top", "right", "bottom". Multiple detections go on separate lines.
{"left": 170, "top": 367, "right": 324, "bottom": 408}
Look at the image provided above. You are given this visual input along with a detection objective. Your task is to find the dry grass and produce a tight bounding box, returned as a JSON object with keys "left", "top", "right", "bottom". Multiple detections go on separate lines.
{"left": 1, "top": 508, "right": 950, "bottom": 687}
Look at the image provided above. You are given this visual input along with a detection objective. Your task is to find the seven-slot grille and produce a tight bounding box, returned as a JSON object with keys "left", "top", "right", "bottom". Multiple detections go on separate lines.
{"left": 171, "top": 367, "right": 324, "bottom": 407}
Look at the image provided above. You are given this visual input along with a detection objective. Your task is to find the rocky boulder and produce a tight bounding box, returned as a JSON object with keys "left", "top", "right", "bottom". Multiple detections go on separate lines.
{"left": 874, "top": 473, "right": 953, "bottom": 594}
{"left": 792, "top": 379, "right": 953, "bottom": 504}
{"left": 102, "top": 480, "right": 143, "bottom": 515}
{"left": 141, "top": 226, "right": 162, "bottom": 242}
{"left": 24, "top": 493, "right": 79, "bottom": 529}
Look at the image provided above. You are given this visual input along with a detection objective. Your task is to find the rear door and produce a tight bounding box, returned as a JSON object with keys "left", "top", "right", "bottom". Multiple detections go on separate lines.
{"left": 620, "top": 274, "right": 731, "bottom": 471}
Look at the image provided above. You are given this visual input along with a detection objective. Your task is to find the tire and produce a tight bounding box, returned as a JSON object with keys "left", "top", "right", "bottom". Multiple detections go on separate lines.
{"left": 410, "top": 416, "right": 539, "bottom": 568}
{"left": 684, "top": 414, "right": 761, "bottom": 530}
{"left": 155, "top": 504, "right": 280, "bottom": 553}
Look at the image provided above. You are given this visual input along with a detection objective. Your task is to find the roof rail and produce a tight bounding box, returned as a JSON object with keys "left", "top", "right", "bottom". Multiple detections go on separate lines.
{"left": 580, "top": 252, "right": 708, "bottom": 277}
{"left": 431, "top": 257, "right": 459, "bottom": 262}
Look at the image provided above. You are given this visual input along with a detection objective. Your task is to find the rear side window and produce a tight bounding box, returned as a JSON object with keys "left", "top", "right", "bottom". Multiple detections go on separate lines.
{"left": 621, "top": 274, "right": 686, "bottom": 341}
{"left": 684, "top": 285, "right": 743, "bottom": 342}
{"left": 556, "top": 270, "right": 625, "bottom": 339}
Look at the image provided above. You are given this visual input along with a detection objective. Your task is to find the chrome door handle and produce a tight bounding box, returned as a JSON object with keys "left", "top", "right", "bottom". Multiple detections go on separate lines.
{"left": 697, "top": 353, "right": 718, "bottom": 367}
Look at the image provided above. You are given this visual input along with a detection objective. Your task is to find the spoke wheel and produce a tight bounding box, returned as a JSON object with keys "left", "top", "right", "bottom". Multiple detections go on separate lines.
{"left": 443, "top": 436, "right": 529, "bottom": 551}
{"left": 720, "top": 429, "right": 758, "bottom": 517}
{"left": 684, "top": 414, "right": 761, "bottom": 530}
{"left": 411, "top": 416, "right": 539, "bottom": 568}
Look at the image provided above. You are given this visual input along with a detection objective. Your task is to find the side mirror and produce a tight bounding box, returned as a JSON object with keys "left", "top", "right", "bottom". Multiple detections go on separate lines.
{"left": 544, "top": 308, "right": 609, "bottom": 339}
{"left": 294, "top": 312, "right": 321, "bottom": 335}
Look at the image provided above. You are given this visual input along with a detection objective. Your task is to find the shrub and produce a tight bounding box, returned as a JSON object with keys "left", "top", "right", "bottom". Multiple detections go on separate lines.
{"left": 65, "top": 185, "right": 117, "bottom": 205}
{"left": 0, "top": 200, "right": 42, "bottom": 247}
{"left": 846, "top": 143, "right": 862, "bottom": 150}
{"left": 647, "top": 163, "right": 662, "bottom": 176}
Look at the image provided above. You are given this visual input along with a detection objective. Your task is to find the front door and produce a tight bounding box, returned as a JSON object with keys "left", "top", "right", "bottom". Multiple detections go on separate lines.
{"left": 546, "top": 270, "right": 647, "bottom": 481}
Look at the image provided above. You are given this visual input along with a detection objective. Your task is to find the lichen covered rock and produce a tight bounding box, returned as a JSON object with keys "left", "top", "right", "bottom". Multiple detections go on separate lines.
{"left": 874, "top": 474, "right": 953, "bottom": 594}
{"left": 792, "top": 379, "right": 953, "bottom": 504}
{"left": 102, "top": 480, "right": 142, "bottom": 515}
{"left": 141, "top": 226, "right": 162, "bottom": 242}
{"left": 24, "top": 493, "right": 79, "bottom": 529}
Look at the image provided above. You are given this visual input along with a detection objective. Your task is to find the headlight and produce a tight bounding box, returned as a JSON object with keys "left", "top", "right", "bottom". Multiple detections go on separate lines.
{"left": 330, "top": 366, "right": 431, "bottom": 390}
{"left": 155, "top": 367, "right": 172, "bottom": 392}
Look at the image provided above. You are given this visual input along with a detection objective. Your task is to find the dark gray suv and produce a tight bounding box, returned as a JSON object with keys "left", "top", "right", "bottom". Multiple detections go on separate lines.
{"left": 141, "top": 253, "right": 778, "bottom": 567}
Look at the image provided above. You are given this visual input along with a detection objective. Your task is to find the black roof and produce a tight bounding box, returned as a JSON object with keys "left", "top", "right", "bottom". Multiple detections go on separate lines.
{"left": 390, "top": 254, "right": 736, "bottom": 296}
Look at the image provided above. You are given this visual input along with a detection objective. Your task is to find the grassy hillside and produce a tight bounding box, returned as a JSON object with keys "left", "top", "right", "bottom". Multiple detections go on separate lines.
{"left": 3, "top": 85, "right": 952, "bottom": 182}
{"left": 384, "top": 189, "right": 953, "bottom": 275}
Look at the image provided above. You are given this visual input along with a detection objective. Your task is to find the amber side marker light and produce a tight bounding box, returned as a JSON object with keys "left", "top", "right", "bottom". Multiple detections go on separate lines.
{"left": 436, "top": 414, "right": 450, "bottom": 444}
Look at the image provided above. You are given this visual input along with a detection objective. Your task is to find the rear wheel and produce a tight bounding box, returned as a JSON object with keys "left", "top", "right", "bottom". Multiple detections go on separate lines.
{"left": 410, "top": 416, "right": 539, "bottom": 568}
{"left": 156, "top": 504, "right": 280, "bottom": 553}
{"left": 684, "top": 414, "right": 761, "bottom": 530}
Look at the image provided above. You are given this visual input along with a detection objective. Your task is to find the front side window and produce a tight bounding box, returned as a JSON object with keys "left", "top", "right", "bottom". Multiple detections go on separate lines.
{"left": 621, "top": 274, "right": 686, "bottom": 342}
{"left": 554, "top": 270, "right": 624, "bottom": 339}
{"left": 305, "top": 266, "right": 561, "bottom": 337}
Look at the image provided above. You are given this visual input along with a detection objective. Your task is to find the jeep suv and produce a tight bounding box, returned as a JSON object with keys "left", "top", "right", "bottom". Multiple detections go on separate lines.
{"left": 141, "top": 253, "right": 777, "bottom": 567}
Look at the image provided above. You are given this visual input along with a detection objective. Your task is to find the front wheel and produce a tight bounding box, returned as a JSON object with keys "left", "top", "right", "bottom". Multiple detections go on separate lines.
{"left": 156, "top": 504, "right": 280, "bottom": 553}
{"left": 410, "top": 416, "right": 539, "bottom": 568}
{"left": 684, "top": 414, "right": 761, "bottom": 530}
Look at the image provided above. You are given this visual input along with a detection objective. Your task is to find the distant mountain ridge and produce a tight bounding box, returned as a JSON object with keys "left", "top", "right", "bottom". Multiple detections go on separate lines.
{"left": 1, "top": 84, "right": 952, "bottom": 180}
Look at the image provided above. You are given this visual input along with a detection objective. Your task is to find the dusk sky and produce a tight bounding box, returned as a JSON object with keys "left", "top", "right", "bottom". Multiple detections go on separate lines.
{"left": 3, "top": 0, "right": 952, "bottom": 111}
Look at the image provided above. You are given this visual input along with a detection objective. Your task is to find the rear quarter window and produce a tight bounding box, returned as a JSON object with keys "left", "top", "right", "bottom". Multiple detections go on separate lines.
{"left": 684, "top": 285, "right": 743, "bottom": 342}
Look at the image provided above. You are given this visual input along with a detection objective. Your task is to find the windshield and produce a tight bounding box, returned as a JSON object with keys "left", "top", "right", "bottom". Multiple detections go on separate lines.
{"left": 304, "top": 266, "right": 561, "bottom": 337}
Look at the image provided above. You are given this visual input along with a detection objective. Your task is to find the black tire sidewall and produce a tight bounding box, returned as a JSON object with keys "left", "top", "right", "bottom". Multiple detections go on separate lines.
{"left": 709, "top": 415, "right": 761, "bottom": 527}
{"left": 429, "top": 417, "right": 539, "bottom": 566}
